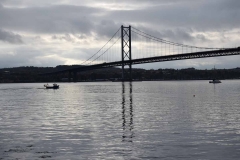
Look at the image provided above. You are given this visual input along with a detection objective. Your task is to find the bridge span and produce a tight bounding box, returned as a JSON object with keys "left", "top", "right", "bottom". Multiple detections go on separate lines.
{"left": 43, "top": 26, "right": 240, "bottom": 80}
{"left": 44, "top": 47, "right": 240, "bottom": 75}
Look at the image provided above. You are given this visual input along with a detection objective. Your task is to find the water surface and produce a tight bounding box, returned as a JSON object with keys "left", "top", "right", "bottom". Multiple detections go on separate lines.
{"left": 0, "top": 81, "right": 240, "bottom": 159}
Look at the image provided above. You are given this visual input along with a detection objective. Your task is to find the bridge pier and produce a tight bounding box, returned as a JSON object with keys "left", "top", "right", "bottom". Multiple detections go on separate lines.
{"left": 121, "top": 25, "right": 132, "bottom": 81}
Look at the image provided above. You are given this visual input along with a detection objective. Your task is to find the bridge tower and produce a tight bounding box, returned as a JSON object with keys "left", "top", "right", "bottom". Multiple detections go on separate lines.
{"left": 121, "top": 25, "right": 132, "bottom": 81}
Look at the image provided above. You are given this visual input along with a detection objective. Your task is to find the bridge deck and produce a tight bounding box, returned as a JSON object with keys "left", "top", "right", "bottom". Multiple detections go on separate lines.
{"left": 42, "top": 48, "right": 240, "bottom": 75}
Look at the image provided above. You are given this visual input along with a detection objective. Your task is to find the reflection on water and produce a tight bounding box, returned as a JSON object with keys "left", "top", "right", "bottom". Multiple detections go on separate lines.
{"left": 122, "top": 82, "right": 134, "bottom": 142}
{"left": 0, "top": 81, "right": 240, "bottom": 159}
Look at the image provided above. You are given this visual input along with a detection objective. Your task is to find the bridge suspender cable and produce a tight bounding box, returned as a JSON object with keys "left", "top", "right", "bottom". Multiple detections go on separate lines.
{"left": 131, "top": 27, "right": 226, "bottom": 50}
{"left": 80, "top": 27, "right": 121, "bottom": 65}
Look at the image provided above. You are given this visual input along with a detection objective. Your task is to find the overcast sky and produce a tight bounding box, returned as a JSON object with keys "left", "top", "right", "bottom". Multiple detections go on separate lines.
{"left": 0, "top": 0, "right": 240, "bottom": 69}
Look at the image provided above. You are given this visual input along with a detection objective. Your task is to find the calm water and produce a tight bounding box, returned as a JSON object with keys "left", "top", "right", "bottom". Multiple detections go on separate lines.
{"left": 0, "top": 81, "right": 240, "bottom": 160}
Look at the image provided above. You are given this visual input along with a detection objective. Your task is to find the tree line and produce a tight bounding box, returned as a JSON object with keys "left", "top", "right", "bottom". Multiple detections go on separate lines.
{"left": 0, "top": 66, "right": 240, "bottom": 83}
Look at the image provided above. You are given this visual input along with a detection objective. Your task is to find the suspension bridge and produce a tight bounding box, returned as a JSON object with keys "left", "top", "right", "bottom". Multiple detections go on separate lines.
{"left": 45, "top": 25, "right": 240, "bottom": 81}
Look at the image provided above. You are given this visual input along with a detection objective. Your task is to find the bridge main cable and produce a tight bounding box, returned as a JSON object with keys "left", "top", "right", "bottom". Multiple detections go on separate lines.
{"left": 131, "top": 27, "right": 225, "bottom": 50}
{"left": 80, "top": 26, "right": 121, "bottom": 66}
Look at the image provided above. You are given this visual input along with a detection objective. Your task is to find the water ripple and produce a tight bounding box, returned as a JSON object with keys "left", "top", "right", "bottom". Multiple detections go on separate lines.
{"left": 0, "top": 81, "right": 240, "bottom": 159}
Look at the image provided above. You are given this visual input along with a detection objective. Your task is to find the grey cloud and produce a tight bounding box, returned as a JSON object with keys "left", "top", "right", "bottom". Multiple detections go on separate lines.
{"left": 195, "top": 34, "right": 207, "bottom": 42}
{"left": 1, "top": 0, "right": 190, "bottom": 8}
{"left": 0, "top": 0, "right": 5, "bottom": 5}
{"left": 0, "top": 47, "right": 64, "bottom": 68}
{"left": 159, "top": 29, "right": 194, "bottom": 43}
{"left": 52, "top": 34, "right": 76, "bottom": 42}
{"left": 94, "top": 20, "right": 122, "bottom": 39}
{"left": 0, "top": 5, "right": 101, "bottom": 34}
{"left": 51, "top": 33, "right": 88, "bottom": 43}
{"left": 0, "top": 0, "right": 239, "bottom": 38}
{"left": 0, "top": 29, "right": 23, "bottom": 44}
{"left": 131, "top": 25, "right": 195, "bottom": 44}
{"left": 218, "top": 0, "right": 240, "bottom": 10}
{"left": 0, "top": 0, "right": 239, "bottom": 69}
{"left": 75, "top": 34, "right": 87, "bottom": 40}
{"left": 107, "top": 0, "right": 240, "bottom": 32}
{"left": 59, "top": 48, "right": 95, "bottom": 60}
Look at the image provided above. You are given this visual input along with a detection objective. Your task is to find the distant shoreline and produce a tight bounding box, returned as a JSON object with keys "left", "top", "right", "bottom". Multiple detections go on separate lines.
{"left": 1, "top": 79, "right": 240, "bottom": 84}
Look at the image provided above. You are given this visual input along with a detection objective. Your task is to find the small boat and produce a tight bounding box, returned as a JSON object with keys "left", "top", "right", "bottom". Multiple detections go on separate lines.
{"left": 44, "top": 83, "right": 59, "bottom": 89}
{"left": 209, "top": 66, "right": 221, "bottom": 84}
{"left": 209, "top": 79, "right": 221, "bottom": 83}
